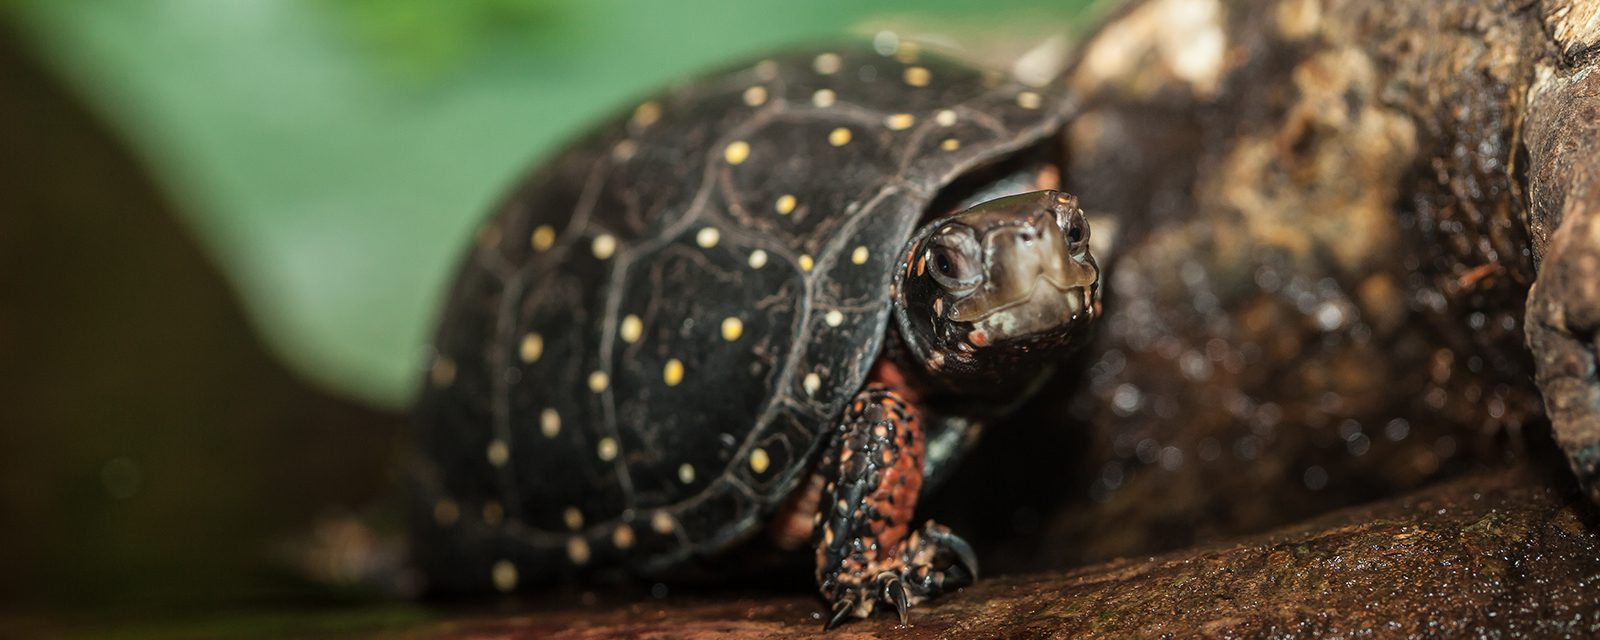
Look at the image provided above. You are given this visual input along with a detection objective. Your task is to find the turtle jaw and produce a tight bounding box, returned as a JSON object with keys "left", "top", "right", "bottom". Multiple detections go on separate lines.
{"left": 965, "top": 281, "right": 1098, "bottom": 349}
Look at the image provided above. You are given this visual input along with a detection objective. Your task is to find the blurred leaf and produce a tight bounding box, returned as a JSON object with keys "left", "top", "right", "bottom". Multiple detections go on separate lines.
{"left": 6, "top": 0, "right": 1086, "bottom": 408}
{"left": 319, "top": 0, "right": 571, "bottom": 79}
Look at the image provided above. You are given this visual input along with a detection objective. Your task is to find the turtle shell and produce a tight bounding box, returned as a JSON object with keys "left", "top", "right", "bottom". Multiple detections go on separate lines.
{"left": 412, "top": 44, "right": 1070, "bottom": 592}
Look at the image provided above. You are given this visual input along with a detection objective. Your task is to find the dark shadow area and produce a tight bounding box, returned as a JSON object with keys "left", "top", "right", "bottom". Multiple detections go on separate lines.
{"left": 0, "top": 30, "right": 404, "bottom": 620}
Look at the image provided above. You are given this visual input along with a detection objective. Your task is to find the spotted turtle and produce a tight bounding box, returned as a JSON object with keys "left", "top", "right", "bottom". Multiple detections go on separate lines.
{"left": 411, "top": 44, "right": 1099, "bottom": 627}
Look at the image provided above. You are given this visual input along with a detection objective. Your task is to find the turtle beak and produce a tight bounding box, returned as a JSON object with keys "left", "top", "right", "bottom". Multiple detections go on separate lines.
{"left": 949, "top": 211, "right": 1098, "bottom": 342}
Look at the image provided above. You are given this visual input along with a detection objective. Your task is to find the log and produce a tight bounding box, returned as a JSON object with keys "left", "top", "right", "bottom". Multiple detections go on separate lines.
{"left": 393, "top": 465, "right": 1599, "bottom": 638}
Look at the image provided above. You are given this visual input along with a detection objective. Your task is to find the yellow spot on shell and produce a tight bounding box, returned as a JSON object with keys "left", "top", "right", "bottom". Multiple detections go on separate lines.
{"left": 941, "top": 138, "right": 962, "bottom": 151}
{"left": 742, "top": 85, "right": 768, "bottom": 106}
{"left": 632, "top": 101, "right": 661, "bottom": 128}
{"left": 904, "top": 66, "right": 931, "bottom": 87}
{"left": 597, "top": 437, "right": 618, "bottom": 461}
{"left": 678, "top": 463, "right": 696, "bottom": 484}
{"left": 540, "top": 408, "right": 561, "bottom": 438}
{"left": 748, "top": 250, "right": 768, "bottom": 269}
{"left": 749, "top": 448, "right": 771, "bottom": 474}
{"left": 520, "top": 333, "right": 543, "bottom": 363}
{"left": 588, "top": 371, "right": 609, "bottom": 393}
{"left": 775, "top": 194, "right": 797, "bottom": 215}
{"left": 828, "top": 127, "right": 852, "bottom": 147}
{"left": 563, "top": 506, "right": 583, "bottom": 530}
{"left": 433, "top": 499, "right": 459, "bottom": 526}
{"left": 721, "top": 317, "right": 744, "bottom": 341}
{"left": 803, "top": 373, "right": 821, "bottom": 395}
{"left": 486, "top": 439, "right": 509, "bottom": 467}
{"left": 1017, "top": 91, "right": 1042, "bottom": 109}
{"left": 430, "top": 356, "right": 456, "bottom": 387}
{"left": 896, "top": 42, "right": 920, "bottom": 63}
{"left": 651, "top": 510, "right": 675, "bottom": 534}
{"left": 812, "top": 89, "right": 836, "bottom": 107}
{"left": 491, "top": 560, "right": 518, "bottom": 592}
{"left": 620, "top": 314, "right": 642, "bottom": 343}
{"left": 824, "top": 310, "right": 844, "bottom": 327}
{"left": 936, "top": 109, "right": 958, "bottom": 126}
{"left": 724, "top": 140, "right": 750, "bottom": 165}
{"left": 851, "top": 246, "right": 869, "bottom": 265}
{"left": 531, "top": 225, "right": 556, "bottom": 251}
{"left": 567, "top": 537, "right": 591, "bottom": 565}
{"left": 799, "top": 255, "right": 814, "bottom": 272}
{"left": 612, "top": 524, "right": 636, "bottom": 549}
{"left": 592, "top": 234, "right": 617, "bottom": 259}
{"left": 482, "top": 501, "right": 504, "bottom": 525}
{"left": 696, "top": 227, "right": 720, "bottom": 248}
{"left": 663, "top": 358, "right": 685, "bottom": 386}
{"left": 885, "top": 113, "right": 915, "bottom": 130}
{"left": 813, "top": 52, "right": 842, "bottom": 75}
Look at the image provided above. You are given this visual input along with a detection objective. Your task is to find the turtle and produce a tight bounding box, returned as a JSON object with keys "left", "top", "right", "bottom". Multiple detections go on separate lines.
{"left": 409, "top": 43, "right": 1100, "bottom": 628}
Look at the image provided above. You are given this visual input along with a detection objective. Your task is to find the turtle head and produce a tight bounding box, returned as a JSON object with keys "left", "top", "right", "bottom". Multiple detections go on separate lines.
{"left": 893, "top": 190, "right": 1099, "bottom": 391}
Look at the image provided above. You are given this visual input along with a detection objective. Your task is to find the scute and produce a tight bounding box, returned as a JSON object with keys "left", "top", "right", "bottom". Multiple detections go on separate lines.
{"left": 412, "top": 43, "right": 1071, "bottom": 591}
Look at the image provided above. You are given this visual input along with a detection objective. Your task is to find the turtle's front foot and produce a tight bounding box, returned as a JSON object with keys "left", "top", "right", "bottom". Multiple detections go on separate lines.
{"left": 823, "top": 522, "right": 979, "bottom": 630}
{"left": 813, "top": 384, "right": 979, "bottom": 630}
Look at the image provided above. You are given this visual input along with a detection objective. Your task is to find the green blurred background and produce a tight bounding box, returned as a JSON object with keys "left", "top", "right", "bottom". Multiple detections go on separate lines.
{"left": 0, "top": 0, "right": 1090, "bottom": 633}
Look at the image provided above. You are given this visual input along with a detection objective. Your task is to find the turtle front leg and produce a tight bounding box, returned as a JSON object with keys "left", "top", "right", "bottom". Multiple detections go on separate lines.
{"left": 813, "top": 384, "right": 978, "bottom": 630}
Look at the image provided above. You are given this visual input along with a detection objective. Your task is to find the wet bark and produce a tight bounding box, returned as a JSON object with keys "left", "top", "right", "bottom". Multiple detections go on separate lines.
{"left": 385, "top": 465, "right": 1600, "bottom": 638}
{"left": 1524, "top": 3, "right": 1600, "bottom": 504}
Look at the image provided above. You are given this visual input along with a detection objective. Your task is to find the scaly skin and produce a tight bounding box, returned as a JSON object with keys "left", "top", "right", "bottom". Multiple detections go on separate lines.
{"left": 813, "top": 383, "right": 977, "bottom": 629}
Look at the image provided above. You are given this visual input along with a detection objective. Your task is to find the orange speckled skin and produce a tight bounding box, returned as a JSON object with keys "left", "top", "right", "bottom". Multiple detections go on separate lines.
{"left": 814, "top": 383, "right": 925, "bottom": 621}
{"left": 810, "top": 356, "right": 980, "bottom": 627}
{"left": 769, "top": 360, "right": 924, "bottom": 555}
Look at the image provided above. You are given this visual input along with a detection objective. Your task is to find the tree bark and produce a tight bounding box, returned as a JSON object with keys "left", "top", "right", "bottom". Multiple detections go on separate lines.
{"left": 396, "top": 465, "right": 1600, "bottom": 638}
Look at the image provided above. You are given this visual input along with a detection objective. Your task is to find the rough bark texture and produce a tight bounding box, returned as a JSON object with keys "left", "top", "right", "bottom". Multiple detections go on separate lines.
{"left": 1525, "top": 6, "right": 1600, "bottom": 504}
{"left": 324, "top": 466, "right": 1597, "bottom": 639}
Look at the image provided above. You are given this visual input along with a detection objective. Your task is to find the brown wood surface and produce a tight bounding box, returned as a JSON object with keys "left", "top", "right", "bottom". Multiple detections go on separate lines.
{"left": 392, "top": 465, "right": 1599, "bottom": 638}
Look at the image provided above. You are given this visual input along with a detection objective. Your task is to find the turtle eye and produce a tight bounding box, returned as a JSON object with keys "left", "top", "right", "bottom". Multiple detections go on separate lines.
{"left": 927, "top": 230, "right": 982, "bottom": 293}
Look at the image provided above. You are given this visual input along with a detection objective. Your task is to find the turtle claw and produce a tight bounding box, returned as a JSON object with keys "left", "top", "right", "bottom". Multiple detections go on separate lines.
{"left": 899, "top": 521, "right": 977, "bottom": 599}
{"left": 825, "top": 597, "right": 857, "bottom": 631}
{"left": 815, "top": 522, "right": 981, "bottom": 629}
{"left": 924, "top": 523, "right": 979, "bottom": 587}
{"left": 881, "top": 575, "right": 911, "bottom": 626}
